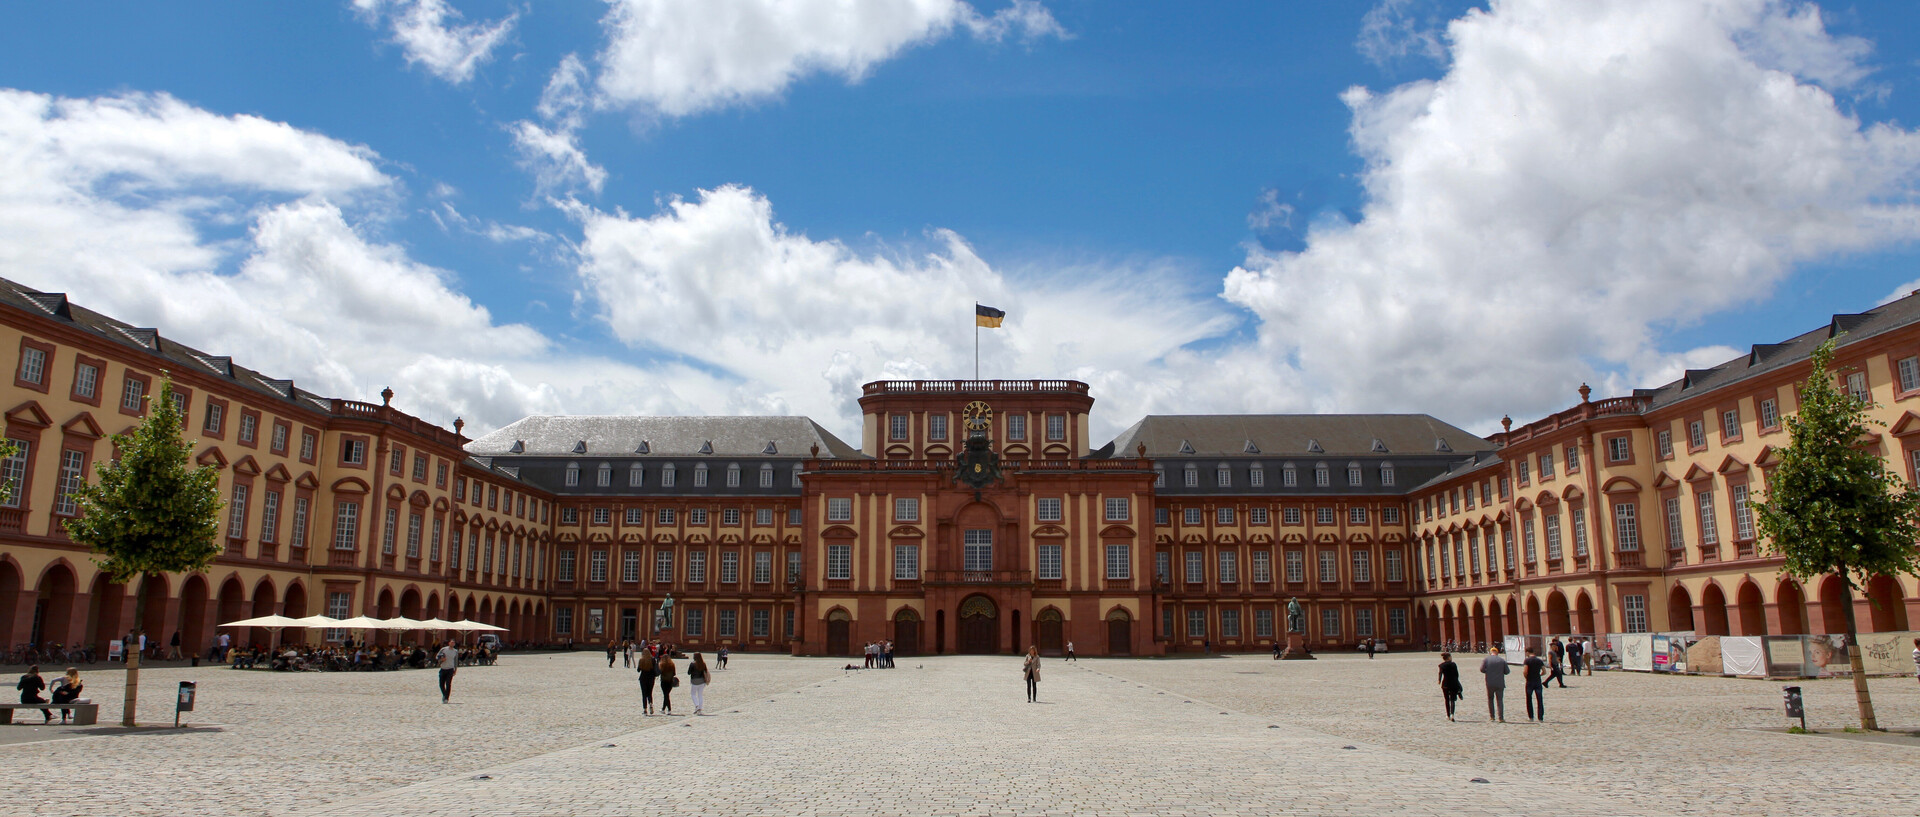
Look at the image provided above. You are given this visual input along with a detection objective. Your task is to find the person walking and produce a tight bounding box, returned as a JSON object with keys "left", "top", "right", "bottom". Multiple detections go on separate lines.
{"left": 1022, "top": 645, "right": 1042, "bottom": 703}
{"left": 636, "top": 649, "right": 658, "bottom": 715}
{"left": 435, "top": 639, "right": 460, "bottom": 703}
{"left": 623, "top": 640, "right": 633, "bottom": 669}
{"left": 1480, "top": 646, "right": 1510, "bottom": 722}
{"left": 1545, "top": 638, "right": 1567, "bottom": 688}
{"left": 688, "top": 653, "right": 710, "bottom": 715}
{"left": 1567, "top": 638, "right": 1585, "bottom": 676}
{"left": 51, "top": 668, "right": 84, "bottom": 724}
{"left": 168, "top": 630, "right": 183, "bottom": 661}
{"left": 658, "top": 652, "right": 679, "bottom": 715}
{"left": 1066, "top": 641, "right": 1077, "bottom": 662}
{"left": 1911, "top": 637, "right": 1919, "bottom": 685}
{"left": 606, "top": 642, "right": 618, "bottom": 668}
{"left": 1366, "top": 637, "right": 1377, "bottom": 659}
{"left": 1522, "top": 646, "right": 1547, "bottom": 722}
{"left": 717, "top": 646, "right": 729, "bottom": 670}
{"left": 15, "top": 665, "right": 52, "bottom": 723}
{"left": 1437, "top": 652, "right": 1463, "bottom": 721}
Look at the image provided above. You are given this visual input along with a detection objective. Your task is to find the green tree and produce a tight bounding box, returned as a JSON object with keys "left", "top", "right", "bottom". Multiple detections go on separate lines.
{"left": 63, "top": 376, "right": 223, "bottom": 727}
{"left": 1754, "top": 339, "right": 1920, "bottom": 731}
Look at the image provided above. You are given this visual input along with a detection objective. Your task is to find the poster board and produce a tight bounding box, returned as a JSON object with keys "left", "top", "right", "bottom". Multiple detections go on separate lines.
{"left": 108, "top": 640, "right": 123, "bottom": 661}
{"left": 1721, "top": 636, "right": 1766, "bottom": 676}
{"left": 1618, "top": 633, "right": 1654, "bottom": 672}
{"left": 1650, "top": 635, "right": 1671, "bottom": 672}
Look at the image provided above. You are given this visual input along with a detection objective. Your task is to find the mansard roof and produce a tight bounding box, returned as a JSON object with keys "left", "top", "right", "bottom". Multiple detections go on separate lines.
{"left": 466, "top": 415, "right": 863, "bottom": 459}
{"left": 1106, "top": 414, "right": 1493, "bottom": 460}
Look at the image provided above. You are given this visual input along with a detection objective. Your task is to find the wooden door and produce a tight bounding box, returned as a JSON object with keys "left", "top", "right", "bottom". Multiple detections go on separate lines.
{"left": 1107, "top": 617, "right": 1132, "bottom": 655}
{"left": 1037, "top": 617, "right": 1064, "bottom": 655}
{"left": 826, "top": 618, "right": 851, "bottom": 656}
{"left": 893, "top": 617, "right": 919, "bottom": 656}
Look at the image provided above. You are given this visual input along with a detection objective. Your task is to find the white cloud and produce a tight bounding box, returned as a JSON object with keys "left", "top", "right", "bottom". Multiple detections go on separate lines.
{"left": 1357, "top": 0, "right": 1447, "bottom": 70}
{"left": 352, "top": 0, "right": 517, "bottom": 85}
{"left": 592, "top": 0, "right": 1064, "bottom": 118}
{"left": 508, "top": 120, "right": 607, "bottom": 195}
{"left": 1225, "top": 0, "right": 1920, "bottom": 429}
{"left": 571, "top": 184, "right": 1232, "bottom": 437}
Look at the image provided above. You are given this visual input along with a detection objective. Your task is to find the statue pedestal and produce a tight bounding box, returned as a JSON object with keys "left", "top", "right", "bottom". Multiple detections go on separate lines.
{"left": 1277, "top": 632, "right": 1315, "bottom": 660}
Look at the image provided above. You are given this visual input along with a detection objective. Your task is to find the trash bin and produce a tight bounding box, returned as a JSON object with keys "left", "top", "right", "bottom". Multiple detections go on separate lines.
{"left": 1783, "top": 685, "right": 1805, "bottom": 730}
{"left": 175, "top": 681, "right": 197, "bottom": 727}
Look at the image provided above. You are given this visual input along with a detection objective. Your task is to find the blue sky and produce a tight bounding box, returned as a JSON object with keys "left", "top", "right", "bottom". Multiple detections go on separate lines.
{"left": 4, "top": 0, "right": 1920, "bottom": 442}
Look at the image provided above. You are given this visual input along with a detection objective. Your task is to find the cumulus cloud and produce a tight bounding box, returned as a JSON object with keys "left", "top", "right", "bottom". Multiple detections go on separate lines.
{"left": 1357, "top": 0, "right": 1448, "bottom": 70}
{"left": 592, "top": 0, "right": 1065, "bottom": 117}
{"left": 1224, "top": 0, "right": 1920, "bottom": 429}
{"left": 352, "top": 0, "right": 517, "bottom": 84}
{"left": 571, "top": 184, "right": 1233, "bottom": 435}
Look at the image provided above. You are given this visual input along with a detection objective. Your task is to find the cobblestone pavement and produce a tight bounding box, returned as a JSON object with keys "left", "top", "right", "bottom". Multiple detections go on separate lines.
{"left": 3, "top": 652, "right": 1915, "bottom": 816}
{"left": 1090, "top": 652, "right": 1920, "bottom": 816}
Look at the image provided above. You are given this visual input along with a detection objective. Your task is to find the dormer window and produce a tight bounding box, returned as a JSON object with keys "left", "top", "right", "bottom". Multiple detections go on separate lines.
{"left": 694, "top": 463, "right": 709, "bottom": 487}
{"left": 791, "top": 463, "right": 803, "bottom": 487}
{"left": 629, "top": 464, "right": 644, "bottom": 487}
{"left": 726, "top": 463, "right": 741, "bottom": 487}
{"left": 1347, "top": 462, "right": 1362, "bottom": 486}
{"left": 762, "top": 441, "right": 778, "bottom": 455}
{"left": 1183, "top": 464, "right": 1199, "bottom": 487}
{"left": 1216, "top": 464, "right": 1231, "bottom": 487}
{"left": 1282, "top": 463, "right": 1297, "bottom": 487}
{"left": 759, "top": 464, "right": 775, "bottom": 487}
{"left": 1435, "top": 438, "right": 1453, "bottom": 453}
{"left": 635, "top": 440, "right": 650, "bottom": 454}
{"left": 699, "top": 441, "right": 714, "bottom": 454}
{"left": 597, "top": 462, "right": 612, "bottom": 487}
{"left": 1379, "top": 462, "right": 1395, "bottom": 486}
{"left": 1370, "top": 438, "right": 1387, "bottom": 453}
{"left": 564, "top": 462, "right": 580, "bottom": 487}
{"left": 1306, "top": 439, "right": 1324, "bottom": 454}
{"left": 662, "top": 464, "right": 677, "bottom": 487}
{"left": 573, "top": 440, "right": 587, "bottom": 454}
{"left": 1243, "top": 440, "right": 1259, "bottom": 454}
{"left": 1314, "top": 462, "right": 1330, "bottom": 487}
{"left": 1178, "top": 440, "right": 1196, "bottom": 455}
{"left": 1154, "top": 466, "right": 1165, "bottom": 487}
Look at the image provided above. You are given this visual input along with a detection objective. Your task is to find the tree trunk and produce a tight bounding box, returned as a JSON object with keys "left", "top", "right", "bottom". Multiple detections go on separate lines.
{"left": 1836, "top": 576, "right": 1878, "bottom": 731}
{"left": 123, "top": 573, "right": 147, "bottom": 728}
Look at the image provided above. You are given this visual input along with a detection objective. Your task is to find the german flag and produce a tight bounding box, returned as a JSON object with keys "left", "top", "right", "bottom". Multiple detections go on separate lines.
{"left": 975, "top": 303, "right": 1005, "bottom": 328}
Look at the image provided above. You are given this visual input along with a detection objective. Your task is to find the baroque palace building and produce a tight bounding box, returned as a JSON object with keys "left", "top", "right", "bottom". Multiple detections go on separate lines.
{"left": 0, "top": 275, "right": 1915, "bottom": 657}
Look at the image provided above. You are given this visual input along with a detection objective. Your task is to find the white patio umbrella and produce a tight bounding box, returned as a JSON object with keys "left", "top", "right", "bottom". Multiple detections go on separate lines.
{"left": 380, "top": 616, "right": 426, "bottom": 629}
{"left": 331, "top": 615, "right": 389, "bottom": 629}
{"left": 290, "top": 615, "right": 343, "bottom": 627}
{"left": 418, "top": 617, "right": 460, "bottom": 629}
{"left": 218, "top": 615, "right": 301, "bottom": 628}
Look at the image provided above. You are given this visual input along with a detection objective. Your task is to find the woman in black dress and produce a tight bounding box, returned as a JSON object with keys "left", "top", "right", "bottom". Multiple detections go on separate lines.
{"left": 1437, "top": 652, "right": 1463, "bottom": 722}
{"left": 636, "top": 649, "right": 658, "bottom": 715}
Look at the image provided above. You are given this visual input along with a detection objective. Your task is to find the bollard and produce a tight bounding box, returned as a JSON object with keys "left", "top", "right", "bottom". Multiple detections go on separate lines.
{"left": 1783, "top": 685, "right": 1805, "bottom": 731}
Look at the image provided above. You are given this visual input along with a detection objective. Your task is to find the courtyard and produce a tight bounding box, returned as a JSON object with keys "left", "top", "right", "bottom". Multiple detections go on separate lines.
{"left": 1, "top": 651, "right": 1915, "bottom": 816}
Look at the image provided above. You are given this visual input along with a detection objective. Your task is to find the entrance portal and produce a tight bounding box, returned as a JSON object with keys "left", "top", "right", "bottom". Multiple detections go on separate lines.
{"left": 957, "top": 595, "right": 999, "bottom": 654}
{"left": 1106, "top": 608, "right": 1133, "bottom": 655}
{"left": 893, "top": 609, "right": 920, "bottom": 656}
{"left": 825, "top": 609, "right": 852, "bottom": 656}
{"left": 1035, "top": 608, "right": 1064, "bottom": 655}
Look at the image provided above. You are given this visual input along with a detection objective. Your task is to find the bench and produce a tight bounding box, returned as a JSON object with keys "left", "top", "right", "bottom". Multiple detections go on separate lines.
{"left": 0, "top": 700, "right": 99, "bottom": 726}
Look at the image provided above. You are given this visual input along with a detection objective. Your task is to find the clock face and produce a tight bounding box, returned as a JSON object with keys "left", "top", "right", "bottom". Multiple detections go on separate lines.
{"left": 962, "top": 400, "right": 993, "bottom": 431}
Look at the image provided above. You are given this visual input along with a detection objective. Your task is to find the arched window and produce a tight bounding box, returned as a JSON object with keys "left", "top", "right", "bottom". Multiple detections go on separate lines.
{"left": 1183, "top": 464, "right": 1199, "bottom": 487}
{"left": 726, "top": 462, "right": 741, "bottom": 487}
{"left": 1379, "top": 462, "right": 1395, "bottom": 486}
{"left": 1346, "top": 461, "right": 1362, "bottom": 486}
{"left": 694, "top": 463, "right": 709, "bottom": 487}
{"left": 1282, "top": 462, "right": 1297, "bottom": 487}
{"left": 760, "top": 463, "right": 775, "bottom": 487}
{"left": 1216, "top": 463, "right": 1231, "bottom": 487}
{"left": 564, "top": 462, "right": 580, "bottom": 487}
{"left": 597, "top": 462, "right": 612, "bottom": 487}
{"left": 1313, "top": 462, "right": 1329, "bottom": 487}
{"left": 629, "top": 464, "right": 644, "bottom": 487}
{"left": 662, "top": 463, "right": 677, "bottom": 487}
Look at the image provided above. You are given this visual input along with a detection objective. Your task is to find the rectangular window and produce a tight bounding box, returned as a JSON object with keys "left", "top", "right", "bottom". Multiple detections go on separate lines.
{"left": 593, "top": 507, "right": 612, "bottom": 526}
{"left": 343, "top": 439, "right": 365, "bottom": 466}
{"left": 827, "top": 498, "right": 852, "bottom": 522}
{"left": 722, "top": 508, "right": 740, "bottom": 526}
{"left": 1352, "top": 550, "right": 1371, "bottom": 582}
{"left": 389, "top": 449, "right": 403, "bottom": 475}
{"left": 1349, "top": 507, "right": 1368, "bottom": 525}
{"left": 929, "top": 414, "right": 948, "bottom": 441}
{"left": 1657, "top": 429, "right": 1673, "bottom": 458}
{"left": 332, "top": 501, "right": 359, "bottom": 550}
{"left": 1539, "top": 454, "right": 1554, "bottom": 479}
{"left": 1389, "top": 608, "right": 1408, "bottom": 637}
{"left": 1216, "top": 467, "right": 1231, "bottom": 487}
{"left": 1285, "top": 550, "right": 1304, "bottom": 583}
{"left": 1523, "top": 519, "right": 1537, "bottom": 563}
{"left": 1385, "top": 549, "right": 1404, "bottom": 582}
{"left": 1007, "top": 414, "right": 1026, "bottom": 441}
{"left": 1380, "top": 465, "right": 1394, "bottom": 486}
{"left": 622, "top": 550, "right": 641, "bottom": 583}
{"left": 890, "top": 414, "right": 908, "bottom": 440}
{"left": 1607, "top": 437, "right": 1630, "bottom": 462}
{"left": 689, "top": 508, "right": 708, "bottom": 525}
{"left": 724, "top": 466, "right": 739, "bottom": 488}
{"left": 1252, "top": 550, "right": 1272, "bottom": 583}
{"left": 1544, "top": 514, "right": 1563, "bottom": 560}
{"left": 1518, "top": 460, "right": 1530, "bottom": 485}
{"left": 1186, "top": 608, "right": 1207, "bottom": 638}
{"left": 1220, "top": 609, "right": 1241, "bottom": 638}
{"left": 1217, "top": 507, "right": 1235, "bottom": 525}
{"left": 895, "top": 497, "right": 919, "bottom": 522}
{"left": 1320, "top": 608, "right": 1341, "bottom": 638}
{"left": 1732, "top": 484, "right": 1753, "bottom": 541}
{"left": 1155, "top": 551, "right": 1170, "bottom": 582}
{"left": 1037, "top": 497, "right": 1062, "bottom": 522}
{"left": 1382, "top": 506, "right": 1400, "bottom": 524}
{"left": 405, "top": 512, "right": 422, "bottom": 558}
{"left": 1901, "top": 358, "right": 1920, "bottom": 393}
{"left": 1759, "top": 398, "right": 1779, "bottom": 430}
{"left": 1255, "top": 609, "right": 1275, "bottom": 638}
{"left": 623, "top": 507, "right": 643, "bottom": 525}
{"left": 1218, "top": 552, "right": 1237, "bottom": 583}
{"left": 226, "top": 484, "right": 249, "bottom": 539}
{"left": 1318, "top": 549, "right": 1338, "bottom": 584}
{"left": 694, "top": 467, "right": 709, "bottom": 487}
{"left": 430, "top": 518, "right": 443, "bottom": 562}
{"left": 1314, "top": 465, "right": 1329, "bottom": 487}
{"left": 554, "top": 607, "right": 574, "bottom": 635}
{"left": 1623, "top": 594, "right": 1648, "bottom": 634}
{"left": 1665, "top": 497, "right": 1685, "bottom": 549}
{"left": 1250, "top": 467, "right": 1265, "bottom": 487}
{"left": 788, "top": 508, "right": 802, "bottom": 525}
{"left": 756, "top": 508, "right": 773, "bottom": 526}
{"left": 1315, "top": 507, "right": 1334, "bottom": 525}
{"left": 412, "top": 453, "right": 429, "bottom": 481}
{"left": 785, "top": 609, "right": 795, "bottom": 638}
{"left": 1046, "top": 414, "right": 1066, "bottom": 440}
{"left": 1183, "top": 507, "right": 1202, "bottom": 526}
{"left": 654, "top": 551, "right": 674, "bottom": 582}
{"left": 719, "top": 551, "right": 739, "bottom": 583}
{"left": 121, "top": 376, "right": 145, "bottom": 411}
{"left": 561, "top": 508, "right": 579, "bottom": 525}
{"left": 754, "top": 551, "right": 773, "bottom": 583}
{"left": 1847, "top": 371, "right": 1870, "bottom": 403}
{"left": 788, "top": 551, "right": 803, "bottom": 583}
{"left": 1185, "top": 551, "right": 1204, "bottom": 583}
{"left": 1614, "top": 502, "right": 1639, "bottom": 551}
{"left": 589, "top": 549, "right": 608, "bottom": 582}
{"left": 257, "top": 489, "right": 280, "bottom": 544}
{"left": 1572, "top": 511, "right": 1589, "bottom": 557}
{"left": 963, "top": 529, "right": 993, "bottom": 572}
{"left": 655, "top": 508, "right": 677, "bottom": 526}
{"left": 662, "top": 466, "right": 676, "bottom": 487}
{"left": 70, "top": 361, "right": 100, "bottom": 399}
{"left": 289, "top": 496, "right": 309, "bottom": 548}
{"left": 1283, "top": 507, "right": 1302, "bottom": 525}
{"left": 1104, "top": 497, "right": 1129, "bottom": 521}
{"left": 1347, "top": 464, "right": 1362, "bottom": 486}
{"left": 1565, "top": 445, "right": 1580, "bottom": 473}
{"left": 1282, "top": 466, "right": 1297, "bottom": 487}
{"left": 758, "top": 467, "right": 773, "bottom": 488}
{"left": 235, "top": 412, "right": 257, "bottom": 444}
{"left": 1699, "top": 491, "right": 1719, "bottom": 545}
{"left": 684, "top": 609, "right": 704, "bottom": 637}
{"left": 1038, "top": 545, "right": 1062, "bottom": 581}
{"left": 325, "top": 592, "right": 351, "bottom": 641}
{"left": 300, "top": 431, "right": 316, "bottom": 462}
{"left": 1689, "top": 421, "right": 1706, "bottom": 449}
{"left": 382, "top": 507, "right": 399, "bottom": 555}
{"left": 1722, "top": 409, "right": 1740, "bottom": 440}
{"left": 827, "top": 544, "right": 852, "bottom": 580}
{"left": 1250, "top": 507, "right": 1269, "bottom": 525}
{"left": 718, "top": 609, "right": 738, "bottom": 638}
{"left": 752, "top": 609, "right": 771, "bottom": 637}
{"left": 1355, "top": 608, "right": 1375, "bottom": 637}
{"left": 689, "top": 551, "right": 708, "bottom": 582}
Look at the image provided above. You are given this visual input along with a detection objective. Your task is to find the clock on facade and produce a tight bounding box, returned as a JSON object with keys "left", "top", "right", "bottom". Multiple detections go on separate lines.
{"left": 962, "top": 400, "right": 993, "bottom": 433}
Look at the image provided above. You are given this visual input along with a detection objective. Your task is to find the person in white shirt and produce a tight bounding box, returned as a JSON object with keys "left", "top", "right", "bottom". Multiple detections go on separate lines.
{"left": 436, "top": 640, "right": 461, "bottom": 703}
{"left": 1066, "top": 641, "right": 1076, "bottom": 662}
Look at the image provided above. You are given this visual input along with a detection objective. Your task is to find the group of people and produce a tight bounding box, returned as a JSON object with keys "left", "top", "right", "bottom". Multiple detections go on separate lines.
{"left": 1437, "top": 636, "right": 1592, "bottom": 723}
{"left": 630, "top": 639, "right": 715, "bottom": 716}
{"left": 229, "top": 642, "right": 496, "bottom": 672}
{"left": 863, "top": 641, "right": 896, "bottom": 668}
{"left": 13, "top": 666, "right": 86, "bottom": 724}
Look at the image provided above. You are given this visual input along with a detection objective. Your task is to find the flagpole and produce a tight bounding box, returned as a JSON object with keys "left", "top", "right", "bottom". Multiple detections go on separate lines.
{"left": 974, "top": 314, "right": 979, "bottom": 380}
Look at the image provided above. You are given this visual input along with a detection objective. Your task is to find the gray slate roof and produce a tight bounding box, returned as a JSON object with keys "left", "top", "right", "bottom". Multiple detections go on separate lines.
{"left": 465, "top": 415, "right": 863, "bottom": 459}
{"left": 1105, "top": 414, "right": 1493, "bottom": 459}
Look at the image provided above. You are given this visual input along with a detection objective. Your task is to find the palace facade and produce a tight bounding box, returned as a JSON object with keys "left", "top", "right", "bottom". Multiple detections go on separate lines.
{"left": 0, "top": 276, "right": 1915, "bottom": 657}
